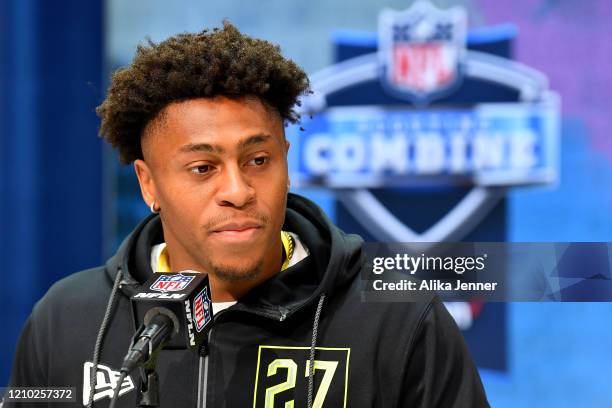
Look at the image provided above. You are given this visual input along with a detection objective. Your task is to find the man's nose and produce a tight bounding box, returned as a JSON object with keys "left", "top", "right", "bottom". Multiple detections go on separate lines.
{"left": 214, "top": 163, "right": 255, "bottom": 208}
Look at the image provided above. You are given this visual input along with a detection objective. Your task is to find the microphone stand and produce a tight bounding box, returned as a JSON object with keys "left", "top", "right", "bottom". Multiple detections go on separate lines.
{"left": 137, "top": 345, "right": 161, "bottom": 407}
{"left": 122, "top": 314, "right": 174, "bottom": 407}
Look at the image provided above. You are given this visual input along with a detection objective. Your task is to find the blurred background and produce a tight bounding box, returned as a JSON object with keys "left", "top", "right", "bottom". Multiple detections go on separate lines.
{"left": 1, "top": 0, "right": 612, "bottom": 406}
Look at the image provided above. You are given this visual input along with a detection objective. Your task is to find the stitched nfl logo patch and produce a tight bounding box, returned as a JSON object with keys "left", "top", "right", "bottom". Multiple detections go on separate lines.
{"left": 150, "top": 273, "right": 194, "bottom": 292}
{"left": 193, "top": 287, "right": 212, "bottom": 332}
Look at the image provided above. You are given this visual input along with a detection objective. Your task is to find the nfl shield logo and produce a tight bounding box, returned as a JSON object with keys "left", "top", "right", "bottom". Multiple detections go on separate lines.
{"left": 150, "top": 273, "right": 195, "bottom": 292}
{"left": 378, "top": 1, "right": 467, "bottom": 103}
{"left": 193, "top": 287, "right": 212, "bottom": 332}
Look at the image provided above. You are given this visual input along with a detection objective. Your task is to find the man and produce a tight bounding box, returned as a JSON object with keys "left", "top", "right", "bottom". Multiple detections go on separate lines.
{"left": 7, "top": 22, "right": 488, "bottom": 407}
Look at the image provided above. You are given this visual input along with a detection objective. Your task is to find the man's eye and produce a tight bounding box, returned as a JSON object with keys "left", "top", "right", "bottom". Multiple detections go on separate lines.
{"left": 190, "top": 165, "right": 212, "bottom": 174}
{"left": 248, "top": 156, "right": 269, "bottom": 166}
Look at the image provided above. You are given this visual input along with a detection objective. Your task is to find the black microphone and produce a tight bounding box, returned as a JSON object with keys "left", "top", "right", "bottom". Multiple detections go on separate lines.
{"left": 121, "top": 272, "right": 214, "bottom": 373}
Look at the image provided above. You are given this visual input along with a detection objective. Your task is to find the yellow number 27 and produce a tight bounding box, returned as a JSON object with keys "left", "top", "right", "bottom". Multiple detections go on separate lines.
{"left": 264, "top": 359, "right": 338, "bottom": 408}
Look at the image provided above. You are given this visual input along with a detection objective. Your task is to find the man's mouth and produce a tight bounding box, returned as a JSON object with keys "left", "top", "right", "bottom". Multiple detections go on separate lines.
{"left": 210, "top": 221, "right": 264, "bottom": 242}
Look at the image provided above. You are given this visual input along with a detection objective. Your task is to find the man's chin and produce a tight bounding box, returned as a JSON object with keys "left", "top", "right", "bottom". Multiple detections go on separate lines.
{"left": 209, "top": 260, "right": 263, "bottom": 282}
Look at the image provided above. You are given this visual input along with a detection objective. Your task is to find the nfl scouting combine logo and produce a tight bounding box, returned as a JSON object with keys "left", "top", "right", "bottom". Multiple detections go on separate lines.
{"left": 290, "top": 0, "right": 560, "bottom": 249}
{"left": 193, "top": 287, "right": 212, "bottom": 331}
{"left": 150, "top": 273, "right": 195, "bottom": 293}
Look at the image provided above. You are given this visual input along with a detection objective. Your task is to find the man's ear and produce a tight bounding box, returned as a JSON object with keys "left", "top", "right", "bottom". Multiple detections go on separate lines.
{"left": 134, "top": 159, "right": 157, "bottom": 209}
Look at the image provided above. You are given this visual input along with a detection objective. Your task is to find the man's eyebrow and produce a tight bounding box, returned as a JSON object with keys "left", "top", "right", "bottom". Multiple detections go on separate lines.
{"left": 238, "top": 134, "right": 273, "bottom": 150}
{"left": 178, "top": 143, "right": 224, "bottom": 154}
{"left": 177, "top": 134, "right": 273, "bottom": 155}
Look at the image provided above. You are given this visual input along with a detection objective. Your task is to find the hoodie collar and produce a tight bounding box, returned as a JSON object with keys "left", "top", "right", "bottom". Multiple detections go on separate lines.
{"left": 104, "top": 213, "right": 161, "bottom": 297}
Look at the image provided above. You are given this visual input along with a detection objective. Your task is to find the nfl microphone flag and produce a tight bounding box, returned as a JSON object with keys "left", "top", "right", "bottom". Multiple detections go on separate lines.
{"left": 131, "top": 272, "right": 213, "bottom": 350}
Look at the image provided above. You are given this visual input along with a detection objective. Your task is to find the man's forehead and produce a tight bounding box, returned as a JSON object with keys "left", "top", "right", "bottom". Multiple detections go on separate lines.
{"left": 177, "top": 134, "right": 275, "bottom": 155}
{"left": 141, "top": 97, "right": 285, "bottom": 160}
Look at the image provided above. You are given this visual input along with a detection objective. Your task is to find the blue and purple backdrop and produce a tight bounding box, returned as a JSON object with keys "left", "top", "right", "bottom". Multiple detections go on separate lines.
{"left": 1, "top": 1, "right": 612, "bottom": 406}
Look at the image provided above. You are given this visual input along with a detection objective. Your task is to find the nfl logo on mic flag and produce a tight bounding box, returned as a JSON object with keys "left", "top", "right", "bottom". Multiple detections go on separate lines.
{"left": 193, "top": 286, "right": 212, "bottom": 332}
{"left": 150, "top": 273, "right": 195, "bottom": 292}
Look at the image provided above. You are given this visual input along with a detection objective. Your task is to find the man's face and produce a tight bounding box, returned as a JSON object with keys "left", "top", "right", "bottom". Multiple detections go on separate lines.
{"left": 135, "top": 96, "right": 289, "bottom": 281}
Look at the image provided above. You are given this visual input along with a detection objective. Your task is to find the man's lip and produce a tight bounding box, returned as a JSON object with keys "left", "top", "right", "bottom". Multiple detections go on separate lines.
{"left": 209, "top": 222, "right": 263, "bottom": 243}
{"left": 211, "top": 221, "right": 263, "bottom": 233}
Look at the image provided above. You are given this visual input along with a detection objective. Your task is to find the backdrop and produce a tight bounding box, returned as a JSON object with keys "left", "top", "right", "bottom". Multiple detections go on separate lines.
{"left": 1, "top": 1, "right": 612, "bottom": 406}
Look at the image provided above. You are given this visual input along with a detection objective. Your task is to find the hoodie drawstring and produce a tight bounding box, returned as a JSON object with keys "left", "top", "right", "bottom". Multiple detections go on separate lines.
{"left": 87, "top": 268, "right": 124, "bottom": 408}
{"left": 307, "top": 293, "right": 326, "bottom": 408}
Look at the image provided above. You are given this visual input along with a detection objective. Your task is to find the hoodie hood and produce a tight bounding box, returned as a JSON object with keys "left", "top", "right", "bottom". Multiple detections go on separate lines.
{"left": 104, "top": 193, "right": 364, "bottom": 318}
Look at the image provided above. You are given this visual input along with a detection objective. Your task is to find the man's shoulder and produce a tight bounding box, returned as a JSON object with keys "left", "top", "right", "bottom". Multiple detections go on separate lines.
{"left": 45, "top": 266, "right": 113, "bottom": 299}
{"left": 31, "top": 266, "right": 114, "bottom": 321}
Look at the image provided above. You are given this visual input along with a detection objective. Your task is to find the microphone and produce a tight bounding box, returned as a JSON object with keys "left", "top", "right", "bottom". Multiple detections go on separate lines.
{"left": 121, "top": 272, "right": 214, "bottom": 373}
{"left": 111, "top": 273, "right": 213, "bottom": 408}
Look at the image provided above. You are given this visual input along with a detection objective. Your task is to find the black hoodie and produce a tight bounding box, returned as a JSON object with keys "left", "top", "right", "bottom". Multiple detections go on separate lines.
{"left": 6, "top": 193, "right": 489, "bottom": 407}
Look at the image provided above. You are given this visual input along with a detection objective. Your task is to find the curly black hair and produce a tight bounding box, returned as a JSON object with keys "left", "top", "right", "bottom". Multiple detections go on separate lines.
{"left": 96, "top": 21, "right": 310, "bottom": 164}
